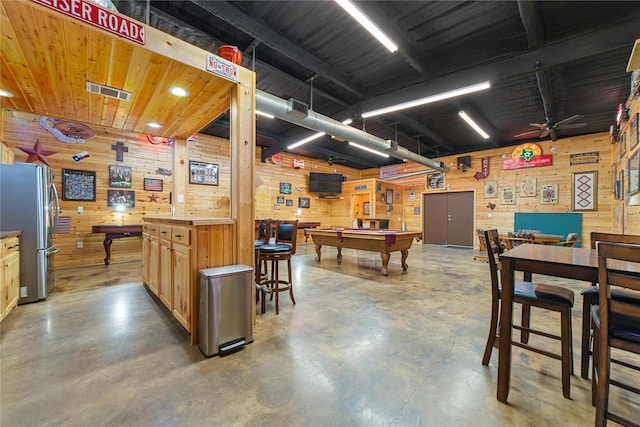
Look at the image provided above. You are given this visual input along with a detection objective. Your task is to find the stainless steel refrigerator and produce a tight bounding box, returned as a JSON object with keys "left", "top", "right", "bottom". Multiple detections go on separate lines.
{"left": 0, "top": 163, "right": 60, "bottom": 303}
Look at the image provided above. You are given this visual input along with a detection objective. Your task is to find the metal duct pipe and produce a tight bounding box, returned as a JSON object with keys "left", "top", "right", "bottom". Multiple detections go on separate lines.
{"left": 256, "top": 91, "right": 449, "bottom": 172}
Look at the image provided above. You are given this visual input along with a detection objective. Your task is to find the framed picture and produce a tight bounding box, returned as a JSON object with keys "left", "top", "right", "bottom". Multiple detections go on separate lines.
{"left": 618, "top": 170, "right": 624, "bottom": 200}
{"left": 285, "top": 199, "right": 293, "bottom": 207}
{"left": 189, "top": 161, "right": 218, "bottom": 185}
{"left": 427, "top": 172, "right": 445, "bottom": 190}
{"left": 143, "top": 178, "right": 163, "bottom": 192}
{"left": 62, "top": 168, "right": 96, "bottom": 201}
{"left": 621, "top": 130, "right": 627, "bottom": 156}
{"left": 413, "top": 207, "right": 420, "bottom": 214}
{"left": 501, "top": 186, "right": 515, "bottom": 205}
{"left": 277, "top": 196, "right": 285, "bottom": 203}
{"left": 298, "top": 197, "right": 310, "bottom": 208}
{"left": 279, "top": 182, "right": 292, "bottom": 194}
{"left": 611, "top": 162, "right": 617, "bottom": 195}
{"left": 520, "top": 177, "right": 536, "bottom": 197}
{"left": 381, "top": 193, "right": 386, "bottom": 203}
{"left": 484, "top": 180, "right": 498, "bottom": 198}
{"left": 107, "top": 190, "right": 135, "bottom": 207}
{"left": 386, "top": 189, "right": 393, "bottom": 205}
{"left": 540, "top": 184, "right": 558, "bottom": 204}
{"left": 363, "top": 201, "right": 370, "bottom": 215}
{"left": 630, "top": 113, "right": 639, "bottom": 152}
{"left": 109, "top": 165, "right": 132, "bottom": 188}
{"left": 629, "top": 149, "right": 639, "bottom": 196}
{"left": 572, "top": 171, "right": 598, "bottom": 211}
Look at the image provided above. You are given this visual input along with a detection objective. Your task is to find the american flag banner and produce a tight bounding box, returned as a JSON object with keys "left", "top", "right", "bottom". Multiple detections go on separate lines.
{"left": 144, "top": 178, "right": 163, "bottom": 192}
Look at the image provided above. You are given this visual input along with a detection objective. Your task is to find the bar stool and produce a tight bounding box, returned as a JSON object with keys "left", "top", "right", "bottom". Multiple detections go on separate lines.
{"left": 258, "top": 220, "right": 298, "bottom": 314}
{"left": 254, "top": 219, "right": 271, "bottom": 303}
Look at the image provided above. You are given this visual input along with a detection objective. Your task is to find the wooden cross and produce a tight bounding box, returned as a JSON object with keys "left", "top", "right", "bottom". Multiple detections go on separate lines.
{"left": 111, "top": 141, "right": 128, "bottom": 161}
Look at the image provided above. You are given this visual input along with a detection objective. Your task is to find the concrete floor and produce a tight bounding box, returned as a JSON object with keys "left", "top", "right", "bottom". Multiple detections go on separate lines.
{"left": 1, "top": 243, "right": 638, "bottom": 426}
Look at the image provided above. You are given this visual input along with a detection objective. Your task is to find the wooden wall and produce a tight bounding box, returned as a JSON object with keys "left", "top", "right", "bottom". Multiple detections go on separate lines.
{"left": 1, "top": 110, "right": 234, "bottom": 267}
{"left": 254, "top": 152, "right": 360, "bottom": 224}
{"left": 4, "top": 103, "right": 638, "bottom": 266}
{"left": 363, "top": 133, "right": 615, "bottom": 249}
{"left": 613, "top": 93, "right": 640, "bottom": 235}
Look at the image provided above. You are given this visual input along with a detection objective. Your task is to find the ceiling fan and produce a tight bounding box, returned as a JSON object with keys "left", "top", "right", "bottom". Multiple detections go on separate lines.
{"left": 514, "top": 65, "right": 587, "bottom": 141}
{"left": 514, "top": 114, "right": 587, "bottom": 141}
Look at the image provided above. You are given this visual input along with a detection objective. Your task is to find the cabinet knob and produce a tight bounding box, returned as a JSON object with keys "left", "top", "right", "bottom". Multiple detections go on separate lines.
{"left": 175, "top": 234, "right": 182, "bottom": 238}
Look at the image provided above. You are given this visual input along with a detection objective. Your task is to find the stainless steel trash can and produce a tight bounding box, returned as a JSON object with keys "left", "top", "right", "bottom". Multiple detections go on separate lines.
{"left": 198, "top": 264, "right": 254, "bottom": 357}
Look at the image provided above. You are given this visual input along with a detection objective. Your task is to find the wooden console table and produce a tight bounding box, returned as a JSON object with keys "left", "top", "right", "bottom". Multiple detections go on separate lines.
{"left": 92, "top": 224, "right": 143, "bottom": 265}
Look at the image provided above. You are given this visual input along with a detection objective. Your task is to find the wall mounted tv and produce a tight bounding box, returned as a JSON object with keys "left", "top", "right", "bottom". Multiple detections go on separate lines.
{"left": 309, "top": 172, "right": 343, "bottom": 194}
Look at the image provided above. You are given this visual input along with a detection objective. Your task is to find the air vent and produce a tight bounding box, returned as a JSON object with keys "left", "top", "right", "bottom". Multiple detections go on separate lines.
{"left": 288, "top": 98, "right": 308, "bottom": 118}
{"left": 85, "top": 81, "right": 131, "bottom": 101}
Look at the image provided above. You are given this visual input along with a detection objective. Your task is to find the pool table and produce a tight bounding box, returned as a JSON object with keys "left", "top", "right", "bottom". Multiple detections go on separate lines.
{"left": 307, "top": 228, "right": 422, "bottom": 275}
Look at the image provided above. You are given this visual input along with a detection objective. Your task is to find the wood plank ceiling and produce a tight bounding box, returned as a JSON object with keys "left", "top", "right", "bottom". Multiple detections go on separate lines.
{"left": 0, "top": 0, "right": 235, "bottom": 140}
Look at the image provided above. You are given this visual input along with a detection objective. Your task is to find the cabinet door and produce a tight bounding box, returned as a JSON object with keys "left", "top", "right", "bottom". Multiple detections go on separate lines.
{"left": 148, "top": 236, "right": 159, "bottom": 295}
{"left": 4, "top": 251, "right": 19, "bottom": 314}
{"left": 142, "top": 233, "right": 150, "bottom": 286}
{"left": 158, "top": 239, "right": 172, "bottom": 309}
{"left": 172, "top": 243, "right": 191, "bottom": 331}
{"left": 0, "top": 252, "right": 5, "bottom": 322}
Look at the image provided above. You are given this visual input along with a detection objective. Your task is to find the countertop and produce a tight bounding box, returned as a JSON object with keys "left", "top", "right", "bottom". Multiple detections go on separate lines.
{"left": 0, "top": 231, "right": 21, "bottom": 239}
{"left": 143, "top": 217, "right": 236, "bottom": 226}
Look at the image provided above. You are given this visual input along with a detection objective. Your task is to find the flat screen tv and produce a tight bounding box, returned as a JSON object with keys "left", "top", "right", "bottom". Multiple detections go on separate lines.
{"left": 309, "top": 172, "right": 343, "bottom": 194}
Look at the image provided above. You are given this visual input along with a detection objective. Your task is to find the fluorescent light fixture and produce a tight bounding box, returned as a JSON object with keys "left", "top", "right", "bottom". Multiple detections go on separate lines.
{"left": 362, "top": 81, "right": 491, "bottom": 118}
{"left": 0, "top": 89, "right": 13, "bottom": 97}
{"left": 287, "top": 132, "right": 325, "bottom": 150}
{"left": 458, "top": 110, "right": 490, "bottom": 139}
{"left": 169, "top": 86, "right": 189, "bottom": 97}
{"left": 147, "top": 122, "right": 162, "bottom": 128}
{"left": 342, "top": 118, "right": 353, "bottom": 125}
{"left": 334, "top": 0, "right": 398, "bottom": 53}
{"left": 348, "top": 141, "right": 389, "bottom": 157}
{"left": 256, "top": 110, "right": 275, "bottom": 119}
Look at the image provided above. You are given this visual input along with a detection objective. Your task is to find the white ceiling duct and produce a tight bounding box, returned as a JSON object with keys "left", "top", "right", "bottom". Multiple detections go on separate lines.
{"left": 256, "top": 90, "right": 449, "bottom": 172}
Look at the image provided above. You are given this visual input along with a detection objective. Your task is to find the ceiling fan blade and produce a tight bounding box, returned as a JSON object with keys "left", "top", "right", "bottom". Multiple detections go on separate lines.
{"left": 539, "top": 129, "right": 550, "bottom": 138}
{"left": 529, "top": 123, "right": 546, "bottom": 129}
{"left": 554, "top": 114, "right": 584, "bottom": 127}
{"left": 556, "top": 122, "right": 587, "bottom": 130}
{"left": 514, "top": 130, "right": 540, "bottom": 138}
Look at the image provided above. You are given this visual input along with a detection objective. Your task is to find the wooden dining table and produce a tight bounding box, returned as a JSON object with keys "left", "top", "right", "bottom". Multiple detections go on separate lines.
{"left": 497, "top": 243, "right": 640, "bottom": 403}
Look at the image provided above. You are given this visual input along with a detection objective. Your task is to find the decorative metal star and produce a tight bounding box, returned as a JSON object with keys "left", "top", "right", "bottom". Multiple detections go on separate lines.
{"left": 18, "top": 139, "right": 57, "bottom": 166}
{"left": 148, "top": 193, "right": 159, "bottom": 203}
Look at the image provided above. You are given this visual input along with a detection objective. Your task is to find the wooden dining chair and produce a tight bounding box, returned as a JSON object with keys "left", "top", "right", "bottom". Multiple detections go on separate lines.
{"left": 482, "top": 229, "right": 575, "bottom": 399}
{"left": 592, "top": 242, "right": 640, "bottom": 427}
{"left": 473, "top": 228, "right": 488, "bottom": 261}
{"left": 580, "top": 232, "right": 640, "bottom": 379}
{"left": 557, "top": 232, "right": 580, "bottom": 247}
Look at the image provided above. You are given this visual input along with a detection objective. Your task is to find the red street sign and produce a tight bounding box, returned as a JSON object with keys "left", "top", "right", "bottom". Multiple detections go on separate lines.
{"left": 503, "top": 155, "right": 553, "bottom": 170}
{"left": 33, "top": 0, "right": 146, "bottom": 45}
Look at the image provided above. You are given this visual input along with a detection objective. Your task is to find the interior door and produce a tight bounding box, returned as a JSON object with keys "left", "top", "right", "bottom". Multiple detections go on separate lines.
{"left": 422, "top": 192, "right": 474, "bottom": 247}
{"left": 447, "top": 192, "right": 474, "bottom": 247}
{"left": 423, "top": 193, "right": 448, "bottom": 244}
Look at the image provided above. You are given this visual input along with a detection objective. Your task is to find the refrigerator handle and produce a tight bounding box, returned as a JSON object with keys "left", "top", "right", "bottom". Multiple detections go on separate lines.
{"left": 51, "top": 181, "right": 60, "bottom": 230}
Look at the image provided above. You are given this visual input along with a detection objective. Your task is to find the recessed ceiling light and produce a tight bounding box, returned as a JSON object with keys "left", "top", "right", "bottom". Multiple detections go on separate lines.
{"left": 169, "top": 87, "right": 189, "bottom": 97}
{"left": 147, "top": 122, "right": 162, "bottom": 128}
{"left": 0, "top": 89, "right": 14, "bottom": 97}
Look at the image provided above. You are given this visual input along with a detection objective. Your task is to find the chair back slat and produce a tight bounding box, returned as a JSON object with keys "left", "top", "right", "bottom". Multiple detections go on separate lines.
{"left": 597, "top": 242, "right": 640, "bottom": 341}
{"left": 484, "top": 229, "right": 503, "bottom": 299}
{"left": 590, "top": 232, "right": 640, "bottom": 249}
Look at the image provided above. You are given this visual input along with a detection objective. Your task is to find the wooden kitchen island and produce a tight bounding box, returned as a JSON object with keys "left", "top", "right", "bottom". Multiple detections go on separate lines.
{"left": 142, "top": 217, "right": 238, "bottom": 345}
